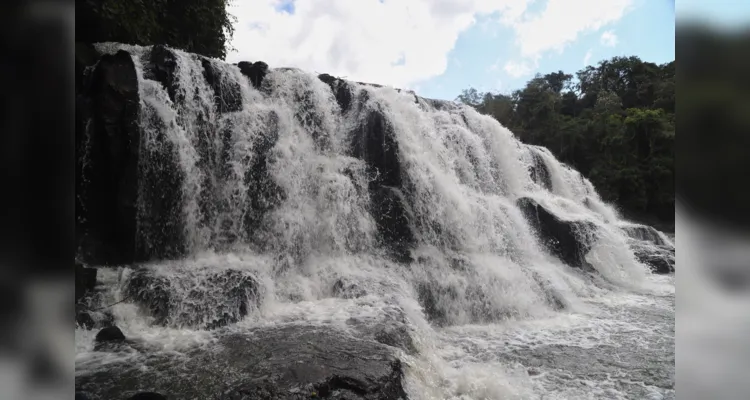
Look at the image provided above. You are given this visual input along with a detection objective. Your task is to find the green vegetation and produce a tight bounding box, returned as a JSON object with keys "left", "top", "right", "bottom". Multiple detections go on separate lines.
{"left": 457, "top": 56, "right": 675, "bottom": 225}
{"left": 76, "top": 0, "right": 236, "bottom": 59}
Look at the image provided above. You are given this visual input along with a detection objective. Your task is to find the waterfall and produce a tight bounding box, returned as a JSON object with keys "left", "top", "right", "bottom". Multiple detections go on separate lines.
{"left": 75, "top": 44, "right": 675, "bottom": 399}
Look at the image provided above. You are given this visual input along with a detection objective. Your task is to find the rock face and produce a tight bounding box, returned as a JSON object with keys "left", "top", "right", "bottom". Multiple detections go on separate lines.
{"left": 126, "top": 267, "right": 261, "bottom": 329}
{"left": 318, "top": 74, "right": 416, "bottom": 263}
{"left": 76, "top": 49, "right": 141, "bottom": 266}
{"left": 202, "top": 57, "right": 242, "bottom": 113}
{"left": 75, "top": 327, "right": 407, "bottom": 400}
{"left": 517, "top": 197, "right": 597, "bottom": 269}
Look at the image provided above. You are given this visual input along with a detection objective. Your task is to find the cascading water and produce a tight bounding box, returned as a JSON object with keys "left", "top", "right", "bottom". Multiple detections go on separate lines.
{"left": 75, "top": 44, "right": 675, "bottom": 400}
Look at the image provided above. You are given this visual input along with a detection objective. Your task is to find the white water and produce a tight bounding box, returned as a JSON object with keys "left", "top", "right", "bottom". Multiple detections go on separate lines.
{"left": 78, "top": 44, "right": 674, "bottom": 399}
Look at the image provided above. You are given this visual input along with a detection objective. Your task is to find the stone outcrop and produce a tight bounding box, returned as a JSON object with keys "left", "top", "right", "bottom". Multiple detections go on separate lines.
{"left": 76, "top": 49, "right": 141, "bottom": 266}
{"left": 518, "top": 197, "right": 597, "bottom": 269}
{"left": 75, "top": 326, "right": 407, "bottom": 400}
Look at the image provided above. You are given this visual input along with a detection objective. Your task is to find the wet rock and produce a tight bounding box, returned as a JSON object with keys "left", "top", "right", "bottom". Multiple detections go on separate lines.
{"left": 238, "top": 61, "right": 269, "bottom": 89}
{"left": 318, "top": 73, "right": 354, "bottom": 113}
{"left": 517, "top": 197, "right": 597, "bottom": 269}
{"left": 416, "top": 282, "right": 459, "bottom": 326}
{"left": 148, "top": 45, "right": 178, "bottom": 102}
{"left": 622, "top": 224, "right": 668, "bottom": 246}
{"left": 332, "top": 278, "right": 367, "bottom": 299}
{"left": 632, "top": 243, "right": 675, "bottom": 274}
{"left": 528, "top": 148, "right": 552, "bottom": 191}
{"left": 76, "top": 49, "right": 141, "bottom": 266}
{"left": 126, "top": 267, "right": 261, "bottom": 329}
{"left": 75, "top": 326, "right": 407, "bottom": 400}
{"left": 371, "top": 187, "right": 414, "bottom": 263}
{"left": 202, "top": 57, "right": 243, "bottom": 113}
{"left": 134, "top": 102, "right": 187, "bottom": 262}
{"left": 374, "top": 325, "right": 417, "bottom": 354}
{"left": 621, "top": 223, "right": 675, "bottom": 274}
{"left": 354, "top": 110, "right": 402, "bottom": 188}
{"left": 95, "top": 326, "right": 125, "bottom": 344}
{"left": 349, "top": 109, "right": 415, "bottom": 262}
{"left": 236, "top": 110, "right": 284, "bottom": 238}
{"left": 75, "top": 392, "right": 91, "bottom": 400}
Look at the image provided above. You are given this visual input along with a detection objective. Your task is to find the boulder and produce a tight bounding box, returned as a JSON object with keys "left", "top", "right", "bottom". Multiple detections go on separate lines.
{"left": 95, "top": 326, "right": 126, "bottom": 344}
{"left": 75, "top": 326, "right": 407, "bottom": 400}
{"left": 126, "top": 267, "right": 261, "bottom": 329}
{"left": 237, "top": 61, "right": 269, "bottom": 89}
{"left": 517, "top": 197, "right": 597, "bottom": 269}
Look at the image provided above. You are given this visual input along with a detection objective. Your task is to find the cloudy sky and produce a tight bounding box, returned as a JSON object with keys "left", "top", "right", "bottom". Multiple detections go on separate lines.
{"left": 225, "top": 0, "right": 743, "bottom": 100}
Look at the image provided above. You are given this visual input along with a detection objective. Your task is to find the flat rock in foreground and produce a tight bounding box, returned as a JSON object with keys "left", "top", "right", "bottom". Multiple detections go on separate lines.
{"left": 75, "top": 326, "right": 407, "bottom": 400}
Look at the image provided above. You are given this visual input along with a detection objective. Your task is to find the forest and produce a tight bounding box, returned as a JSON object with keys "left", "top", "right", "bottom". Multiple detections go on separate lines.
{"left": 456, "top": 56, "right": 675, "bottom": 227}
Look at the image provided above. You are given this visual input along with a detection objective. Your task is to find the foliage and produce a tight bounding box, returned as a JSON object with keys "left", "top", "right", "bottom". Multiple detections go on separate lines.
{"left": 457, "top": 57, "right": 675, "bottom": 224}
{"left": 76, "top": 0, "right": 236, "bottom": 59}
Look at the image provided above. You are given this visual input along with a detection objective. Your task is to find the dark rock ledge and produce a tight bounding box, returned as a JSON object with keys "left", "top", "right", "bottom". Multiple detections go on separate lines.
{"left": 75, "top": 326, "right": 408, "bottom": 400}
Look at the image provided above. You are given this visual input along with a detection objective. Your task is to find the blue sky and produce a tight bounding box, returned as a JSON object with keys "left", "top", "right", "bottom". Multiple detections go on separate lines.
{"left": 417, "top": 0, "right": 675, "bottom": 99}
{"left": 228, "top": 0, "right": 750, "bottom": 101}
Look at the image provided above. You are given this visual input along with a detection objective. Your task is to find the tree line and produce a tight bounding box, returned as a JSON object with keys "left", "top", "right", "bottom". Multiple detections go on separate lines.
{"left": 456, "top": 56, "right": 675, "bottom": 226}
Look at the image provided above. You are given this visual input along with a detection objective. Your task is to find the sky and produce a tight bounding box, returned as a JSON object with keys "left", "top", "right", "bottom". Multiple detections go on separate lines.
{"left": 225, "top": 0, "right": 745, "bottom": 101}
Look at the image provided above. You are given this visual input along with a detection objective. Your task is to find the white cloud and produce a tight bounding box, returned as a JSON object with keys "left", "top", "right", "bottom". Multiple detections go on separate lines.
{"left": 600, "top": 30, "right": 618, "bottom": 46}
{"left": 501, "top": 0, "right": 633, "bottom": 77}
{"left": 583, "top": 49, "right": 593, "bottom": 65}
{"left": 227, "top": 0, "right": 633, "bottom": 87}
{"left": 504, "top": 59, "right": 537, "bottom": 78}
{"left": 227, "top": 0, "right": 529, "bottom": 88}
